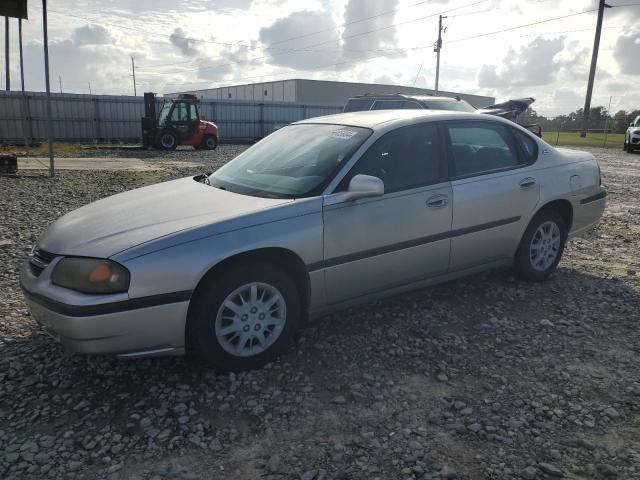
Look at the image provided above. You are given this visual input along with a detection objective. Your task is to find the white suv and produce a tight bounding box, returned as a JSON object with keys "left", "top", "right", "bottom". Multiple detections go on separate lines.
{"left": 625, "top": 115, "right": 640, "bottom": 153}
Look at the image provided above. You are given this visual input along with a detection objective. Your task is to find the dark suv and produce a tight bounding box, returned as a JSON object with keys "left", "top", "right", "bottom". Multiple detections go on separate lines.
{"left": 343, "top": 94, "right": 541, "bottom": 136}
{"left": 344, "top": 94, "right": 476, "bottom": 113}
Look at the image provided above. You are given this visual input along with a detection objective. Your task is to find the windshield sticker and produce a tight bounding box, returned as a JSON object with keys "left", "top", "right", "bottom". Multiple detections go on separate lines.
{"left": 331, "top": 129, "right": 358, "bottom": 140}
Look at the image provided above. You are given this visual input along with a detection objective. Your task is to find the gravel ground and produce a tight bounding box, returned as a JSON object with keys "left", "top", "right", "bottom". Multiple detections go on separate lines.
{"left": 1, "top": 146, "right": 639, "bottom": 480}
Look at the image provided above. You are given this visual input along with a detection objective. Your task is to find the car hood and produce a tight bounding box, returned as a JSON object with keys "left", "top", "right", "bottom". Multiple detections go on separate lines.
{"left": 476, "top": 97, "right": 535, "bottom": 121}
{"left": 37, "top": 177, "right": 290, "bottom": 258}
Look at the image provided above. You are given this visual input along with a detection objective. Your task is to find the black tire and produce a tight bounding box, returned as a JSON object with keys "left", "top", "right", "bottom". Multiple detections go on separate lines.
{"left": 189, "top": 263, "right": 301, "bottom": 371}
{"left": 155, "top": 130, "right": 178, "bottom": 150}
{"left": 201, "top": 134, "right": 218, "bottom": 150}
{"left": 514, "top": 209, "right": 567, "bottom": 282}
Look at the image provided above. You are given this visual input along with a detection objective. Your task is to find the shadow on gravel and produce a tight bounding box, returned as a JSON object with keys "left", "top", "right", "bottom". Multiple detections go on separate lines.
{"left": 2, "top": 264, "right": 640, "bottom": 479}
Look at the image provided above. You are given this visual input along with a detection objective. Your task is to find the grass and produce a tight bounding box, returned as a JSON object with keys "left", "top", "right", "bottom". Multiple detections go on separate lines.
{"left": 541, "top": 131, "right": 625, "bottom": 149}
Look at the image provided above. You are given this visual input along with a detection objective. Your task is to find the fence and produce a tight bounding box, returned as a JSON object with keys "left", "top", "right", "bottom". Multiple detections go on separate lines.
{"left": 0, "top": 91, "right": 343, "bottom": 143}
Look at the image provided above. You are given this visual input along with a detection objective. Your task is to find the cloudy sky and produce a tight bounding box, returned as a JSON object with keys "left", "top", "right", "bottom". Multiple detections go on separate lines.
{"left": 3, "top": 0, "right": 640, "bottom": 116}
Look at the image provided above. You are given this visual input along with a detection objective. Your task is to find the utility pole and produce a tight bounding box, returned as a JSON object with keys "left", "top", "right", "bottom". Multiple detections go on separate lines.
{"left": 58, "top": 75, "right": 62, "bottom": 93}
{"left": 131, "top": 56, "right": 137, "bottom": 96}
{"left": 19, "top": 18, "right": 28, "bottom": 147}
{"left": 434, "top": 15, "right": 446, "bottom": 95}
{"left": 580, "top": 0, "right": 611, "bottom": 138}
{"left": 5, "top": 16, "right": 9, "bottom": 90}
{"left": 88, "top": 82, "right": 92, "bottom": 95}
{"left": 42, "top": 0, "right": 55, "bottom": 177}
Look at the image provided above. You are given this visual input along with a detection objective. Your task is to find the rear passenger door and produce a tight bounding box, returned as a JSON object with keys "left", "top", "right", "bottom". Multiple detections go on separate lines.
{"left": 444, "top": 121, "right": 540, "bottom": 271}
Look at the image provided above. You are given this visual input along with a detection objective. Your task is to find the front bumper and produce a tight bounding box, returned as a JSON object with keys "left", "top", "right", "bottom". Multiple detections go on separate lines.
{"left": 20, "top": 258, "right": 190, "bottom": 358}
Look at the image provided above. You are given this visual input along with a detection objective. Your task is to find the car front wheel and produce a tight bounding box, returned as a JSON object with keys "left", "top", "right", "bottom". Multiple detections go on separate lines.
{"left": 514, "top": 210, "right": 567, "bottom": 282}
{"left": 189, "top": 263, "right": 300, "bottom": 371}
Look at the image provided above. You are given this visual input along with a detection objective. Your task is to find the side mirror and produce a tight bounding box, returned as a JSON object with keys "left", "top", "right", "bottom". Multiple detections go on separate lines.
{"left": 345, "top": 174, "right": 384, "bottom": 201}
{"left": 631, "top": 122, "right": 635, "bottom": 127}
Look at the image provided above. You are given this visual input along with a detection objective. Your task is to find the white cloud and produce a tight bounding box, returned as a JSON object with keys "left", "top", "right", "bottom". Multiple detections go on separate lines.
{"left": 2, "top": 0, "right": 638, "bottom": 115}
{"left": 477, "top": 37, "right": 566, "bottom": 88}
{"left": 614, "top": 28, "right": 640, "bottom": 76}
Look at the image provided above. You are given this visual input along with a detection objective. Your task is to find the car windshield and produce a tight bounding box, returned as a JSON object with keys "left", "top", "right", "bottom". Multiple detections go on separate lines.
{"left": 423, "top": 100, "right": 475, "bottom": 112}
{"left": 158, "top": 103, "right": 172, "bottom": 126}
{"left": 208, "top": 124, "right": 371, "bottom": 198}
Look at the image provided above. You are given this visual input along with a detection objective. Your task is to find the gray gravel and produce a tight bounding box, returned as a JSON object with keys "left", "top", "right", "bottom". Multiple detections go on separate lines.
{"left": 1, "top": 146, "right": 640, "bottom": 480}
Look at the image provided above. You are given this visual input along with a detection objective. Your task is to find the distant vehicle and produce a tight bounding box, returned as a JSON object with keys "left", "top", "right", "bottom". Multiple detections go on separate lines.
{"left": 624, "top": 115, "right": 640, "bottom": 153}
{"left": 141, "top": 93, "right": 219, "bottom": 151}
{"left": 344, "top": 94, "right": 541, "bottom": 136}
{"left": 21, "top": 110, "right": 606, "bottom": 370}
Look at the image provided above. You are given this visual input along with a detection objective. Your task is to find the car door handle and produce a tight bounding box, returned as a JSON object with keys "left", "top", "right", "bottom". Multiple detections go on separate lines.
{"left": 426, "top": 195, "right": 448, "bottom": 208}
{"left": 519, "top": 177, "right": 536, "bottom": 188}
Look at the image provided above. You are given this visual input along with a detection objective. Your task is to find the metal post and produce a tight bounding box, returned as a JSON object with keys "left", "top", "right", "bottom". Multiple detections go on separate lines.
{"left": 580, "top": 0, "right": 610, "bottom": 138}
{"left": 5, "top": 16, "right": 9, "bottom": 91}
{"left": 602, "top": 95, "right": 612, "bottom": 148}
{"left": 434, "top": 15, "right": 446, "bottom": 95}
{"left": 131, "top": 57, "right": 136, "bottom": 96}
{"left": 42, "top": 0, "right": 54, "bottom": 176}
{"left": 556, "top": 121, "right": 562, "bottom": 146}
{"left": 18, "top": 18, "right": 28, "bottom": 147}
{"left": 58, "top": 75, "right": 62, "bottom": 94}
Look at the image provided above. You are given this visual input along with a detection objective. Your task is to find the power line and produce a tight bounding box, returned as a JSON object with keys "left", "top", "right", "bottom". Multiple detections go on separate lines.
{"left": 266, "top": 0, "right": 436, "bottom": 46}
{"left": 144, "top": 3, "right": 627, "bottom": 77}
{"left": 37, "top": 0, "right": 489, "bottom": 75}
{"left": 138, "top": 0, "right": 491, "bottom": 75}
{"left": 446, "top": 8, "right": 598, "bottom": 44}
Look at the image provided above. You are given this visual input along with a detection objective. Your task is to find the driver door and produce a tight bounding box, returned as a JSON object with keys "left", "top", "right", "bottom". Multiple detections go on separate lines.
{"left": 322, "top": 123, "right": 452, "bottom": 304}
{"left": 169, "top": 101, "right": 191, "bottom": 141}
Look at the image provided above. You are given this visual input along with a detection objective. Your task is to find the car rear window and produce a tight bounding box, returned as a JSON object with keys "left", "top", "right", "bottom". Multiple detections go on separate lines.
{"left": 343, "top": 98, "right": 374, "bottom": 112}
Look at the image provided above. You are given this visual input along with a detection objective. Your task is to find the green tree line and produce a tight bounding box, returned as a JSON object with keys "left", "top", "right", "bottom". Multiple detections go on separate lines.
{"left": 519, "top": 106, "right": 640, "bottom": 133}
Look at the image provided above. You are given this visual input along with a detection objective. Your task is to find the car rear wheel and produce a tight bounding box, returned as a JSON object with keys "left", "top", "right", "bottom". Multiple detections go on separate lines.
{"left": 156, "top": 130, "right": 178, "bottom": 150}
{"left": 202, "top": 134, "right": 218, "bottom": 150}
{"left": 514, "top": 210, "right": 567, "bottom": 282}
{"left": 189, "top": 263, "right": 300, "bottom": 371}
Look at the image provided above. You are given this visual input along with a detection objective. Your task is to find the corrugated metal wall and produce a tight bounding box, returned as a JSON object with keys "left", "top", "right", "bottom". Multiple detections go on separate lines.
{"left": 0, "top": 90, "right": 341, "bottom": 142}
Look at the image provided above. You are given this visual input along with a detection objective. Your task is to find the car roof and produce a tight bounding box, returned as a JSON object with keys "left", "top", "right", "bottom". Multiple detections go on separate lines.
{"left": 295, "top": 109, "right": 501, "bottom": 129}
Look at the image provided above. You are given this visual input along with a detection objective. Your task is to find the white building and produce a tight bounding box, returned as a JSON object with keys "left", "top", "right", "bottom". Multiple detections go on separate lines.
{"left": 168, "top": 79, "right": 495, "bottom": 109}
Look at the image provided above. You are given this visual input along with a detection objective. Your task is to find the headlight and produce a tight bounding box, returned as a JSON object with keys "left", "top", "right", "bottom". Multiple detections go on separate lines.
{"left": 52, "top": 258, "right": 130, "bottom": 294}
{"left": 633, "top": 129, "right": 640, "bottom": 135}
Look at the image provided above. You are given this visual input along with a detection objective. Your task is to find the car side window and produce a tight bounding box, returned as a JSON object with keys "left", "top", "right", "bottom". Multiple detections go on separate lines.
{"left": 446, "top": 122, "right": 523, "bottom": 178}
{"left": 338, "top": 123, "right": 444, "bottom": 193}
{"left": 512, "top": 128, "right": 538, "bottom": 163}
{"left": 189, "top": 103, "right": 198, "bottom": 121}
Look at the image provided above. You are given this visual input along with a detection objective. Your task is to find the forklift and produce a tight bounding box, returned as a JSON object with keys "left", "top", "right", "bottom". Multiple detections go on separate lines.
{"left": 141, "top": 93, "right": 219, "bottom": 150}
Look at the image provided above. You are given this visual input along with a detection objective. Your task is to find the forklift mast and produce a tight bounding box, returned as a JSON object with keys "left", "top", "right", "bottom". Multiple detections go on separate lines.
{"left": 141, "top": 92, "right": 158, "bottom": 148}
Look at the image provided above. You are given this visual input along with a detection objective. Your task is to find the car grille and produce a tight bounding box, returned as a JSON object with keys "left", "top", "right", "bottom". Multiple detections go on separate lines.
{"left": 28, "top": 249, "right": 58, "bottom": 277}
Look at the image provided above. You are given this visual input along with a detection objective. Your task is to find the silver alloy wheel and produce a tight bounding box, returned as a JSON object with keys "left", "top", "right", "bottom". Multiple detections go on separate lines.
{"left": 530, "top": 220, "right": 561, "bottom": 271}
{"left": 161, "top": 133, "right": 175, "bottom": 149}
{"left": 215, "top": 282, "right": 286, "bottom": 357}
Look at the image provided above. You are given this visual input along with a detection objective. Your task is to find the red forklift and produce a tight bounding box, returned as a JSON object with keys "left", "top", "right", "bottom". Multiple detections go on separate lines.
{"left": 141, "top": 93, "right": 219, "bottom": 150}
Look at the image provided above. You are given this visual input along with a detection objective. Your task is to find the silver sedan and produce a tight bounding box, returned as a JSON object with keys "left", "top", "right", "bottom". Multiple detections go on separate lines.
{"left": 20, "top": 110, "right": 606, "bottom": 370}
